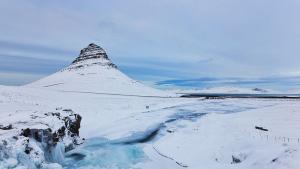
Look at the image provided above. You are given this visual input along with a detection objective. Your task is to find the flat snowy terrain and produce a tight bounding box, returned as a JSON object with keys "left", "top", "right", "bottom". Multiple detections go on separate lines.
{"left": 1, "top": 44, "right": 299, "bottom": 169}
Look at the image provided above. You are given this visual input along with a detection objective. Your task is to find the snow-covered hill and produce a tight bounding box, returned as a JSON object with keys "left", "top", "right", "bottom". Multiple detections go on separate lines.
{"left": 28, "top": 43, "right": 167, "bottom": 96}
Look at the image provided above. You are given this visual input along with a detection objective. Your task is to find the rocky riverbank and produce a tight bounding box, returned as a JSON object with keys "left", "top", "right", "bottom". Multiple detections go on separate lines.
{"left": 0, "top": 108, "right": 83, "bottom": 169}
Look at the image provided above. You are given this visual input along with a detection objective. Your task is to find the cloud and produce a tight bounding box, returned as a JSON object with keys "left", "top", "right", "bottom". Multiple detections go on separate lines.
{"left": 0, "top": 72, "right": 45, "bottom": 86}
{"left": 0, "top": 54, "right": 68, "bottom": 74}
{"left": 0, "top": 40, "right": 75, "bottom": 61}
{"left": 156, "top": 76, "right": 300, "bottom": 91}
{"left": 1, "top": 0, "right": 300, "bottom": 85}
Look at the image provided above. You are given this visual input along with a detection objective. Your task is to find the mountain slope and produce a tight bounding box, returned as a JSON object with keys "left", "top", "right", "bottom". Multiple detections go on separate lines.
{"left": 28, "top": 43, "right": 167, "bottom": 96}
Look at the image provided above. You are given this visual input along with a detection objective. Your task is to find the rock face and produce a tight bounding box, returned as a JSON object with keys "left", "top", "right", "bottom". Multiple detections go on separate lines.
{"left": 72, "top": 43, "right": 108, "bottom": 64}
{"left": 68, "top": 43, "right": 117, "bottom": 70}
{"left": 0, "top": 109, "right": 85, "bottom": 168}
{"left": 21, "top": 111, "right": 83, "bottom": 152}
{"left": 21, "top": 113, "right": 82, "bottom": 148}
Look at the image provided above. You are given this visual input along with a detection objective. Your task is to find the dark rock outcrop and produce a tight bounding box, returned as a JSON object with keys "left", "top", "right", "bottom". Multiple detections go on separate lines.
{"left": 70, "top": 43, "right": 117, "bottom": 69}
{"left": 64, "top": 114, "right": 81, "bottom": 137}
{"left": 72, "top": 43, "right": 108, "bottom": 64}
{"left": 20, "top": 111, "right": 83, "bottom": 156}
{"left": 21, "top": 128, "right": 52, "bottom": 143}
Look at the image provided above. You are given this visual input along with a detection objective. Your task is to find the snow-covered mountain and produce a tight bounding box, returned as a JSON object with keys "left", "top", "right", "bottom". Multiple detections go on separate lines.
{"left": 29, "top": 43, "right": 166, "bottom": 96}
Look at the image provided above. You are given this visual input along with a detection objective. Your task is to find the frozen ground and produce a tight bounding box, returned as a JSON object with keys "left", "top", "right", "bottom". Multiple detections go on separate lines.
{"left": 1, "top": 85, "right": 300, "bottom": 169}
{"left": 140, "top": 99, "right": 300, "bottom": 169}
{"left": 1, "top": 44, "right": 300, "bottom": 169}
{"left": 168, "top": 86, "right": 279, "bottom": 95}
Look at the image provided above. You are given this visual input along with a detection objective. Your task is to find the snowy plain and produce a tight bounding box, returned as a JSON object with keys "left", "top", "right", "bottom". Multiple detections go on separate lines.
{"left": 1, "top": 44, "right": 300, "bottom": 169}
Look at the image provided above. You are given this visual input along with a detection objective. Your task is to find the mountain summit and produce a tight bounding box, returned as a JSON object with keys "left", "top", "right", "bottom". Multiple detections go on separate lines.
{"left": 73, "top": 43, "right": 109, "bottom": 64}
{"left": 67, "top": 43, "right": 117, "bottom": 71}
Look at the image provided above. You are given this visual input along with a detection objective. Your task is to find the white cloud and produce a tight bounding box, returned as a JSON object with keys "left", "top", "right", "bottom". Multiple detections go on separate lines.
{"left": 0, "top": 72, "right": 45, "bottom": 86}
{"left": 1, "top": 0, "right": 300, "bottom": 83}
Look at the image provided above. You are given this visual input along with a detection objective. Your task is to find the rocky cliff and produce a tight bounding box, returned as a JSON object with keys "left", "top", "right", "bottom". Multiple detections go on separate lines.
{"left": 66, "top": 43, "right": 117, "bottom": 71}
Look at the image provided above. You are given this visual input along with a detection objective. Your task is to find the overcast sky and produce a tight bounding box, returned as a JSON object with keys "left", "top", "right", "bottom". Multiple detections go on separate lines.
{"left": 1, "top": 0, "right": 300, "bottom": 87}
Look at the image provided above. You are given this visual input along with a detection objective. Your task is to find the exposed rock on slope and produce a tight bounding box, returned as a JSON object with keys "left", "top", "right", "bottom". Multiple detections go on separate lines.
{"left": 73, "top": 43, "right": 108, "bottom": 63}
{"left": 68, "top": 43, "right": 117, "bottom": 70}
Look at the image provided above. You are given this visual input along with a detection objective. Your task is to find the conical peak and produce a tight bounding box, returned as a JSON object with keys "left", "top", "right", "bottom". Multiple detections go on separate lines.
{"left": 66, "top": 43, "right": 117, "bottom": 71}
{"left": 72, "top": 43, "right": 108, "bottom": 64}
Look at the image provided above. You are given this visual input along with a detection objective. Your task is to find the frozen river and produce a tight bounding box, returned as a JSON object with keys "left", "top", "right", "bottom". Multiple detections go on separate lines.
{"left": 62, "top": 98, "right": 275, "bottom": 169}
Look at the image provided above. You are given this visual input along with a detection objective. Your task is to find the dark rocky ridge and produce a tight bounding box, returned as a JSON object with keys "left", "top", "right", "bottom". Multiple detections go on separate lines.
{"left": 58, "top": 43, "right": 118, "bottom": 72}
{"left": 72, "top": 43, "right": 108, "bottom": 64}
{"left": 70, "top": 43, "right": 117, "bottom": 68}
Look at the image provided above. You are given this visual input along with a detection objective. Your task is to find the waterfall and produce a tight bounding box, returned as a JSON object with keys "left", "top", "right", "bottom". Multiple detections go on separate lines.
{"left": 36, "top": 129, "right": 66, "bottom": 165}
{"left": 49, "top": 142, "right": 65, "bottom": 164}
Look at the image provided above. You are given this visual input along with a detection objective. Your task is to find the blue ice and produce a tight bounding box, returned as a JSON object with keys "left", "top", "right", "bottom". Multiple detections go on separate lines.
{"left": 63, "top": 137, "right": 147, "bottom": 169}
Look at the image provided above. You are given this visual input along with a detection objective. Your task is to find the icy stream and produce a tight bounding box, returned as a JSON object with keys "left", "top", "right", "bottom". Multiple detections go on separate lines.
{"left": 62, "top": 112, "right": 207, "bottom": 169}
{"left": 59, "top": 99, "right": 271, "bottom": 169}
{"left": 63, "top": 138, "right": 146, "bottom": 169}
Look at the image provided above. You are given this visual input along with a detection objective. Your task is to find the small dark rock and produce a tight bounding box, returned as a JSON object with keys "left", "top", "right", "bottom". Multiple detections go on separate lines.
{"left": 63, "top": 109, "right": 73, "bottom": 112}
{"left": 167, "top": 129, "right": 174, "bottom": 133}
{"left": 25, "top": 146, "right": 33, "bottom": 154}
{"left": 272, "top": 158, "right": 278, "bottom": 163}
{"left": 0, "top": 124, "right": 13, "bottom": 130}
{"left": 51, "top": 112, "right": 60, "bottom": 117}
{"left": 255, "top": 126, "right": 268, "bottom": 131}
{"left": 232, "top": 156, "right": 242, "bottom": 164}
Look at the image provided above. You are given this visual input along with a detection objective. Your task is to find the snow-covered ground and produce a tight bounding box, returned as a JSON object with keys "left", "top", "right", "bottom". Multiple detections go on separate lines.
{"left": 169, "top": 86, "right": 280, "bottom": 95}
{"left": 140, "top": 99, "right": 300, "bottom": 169}
{"left": 1, "top": 44, "right": 300, "bottom": 169}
